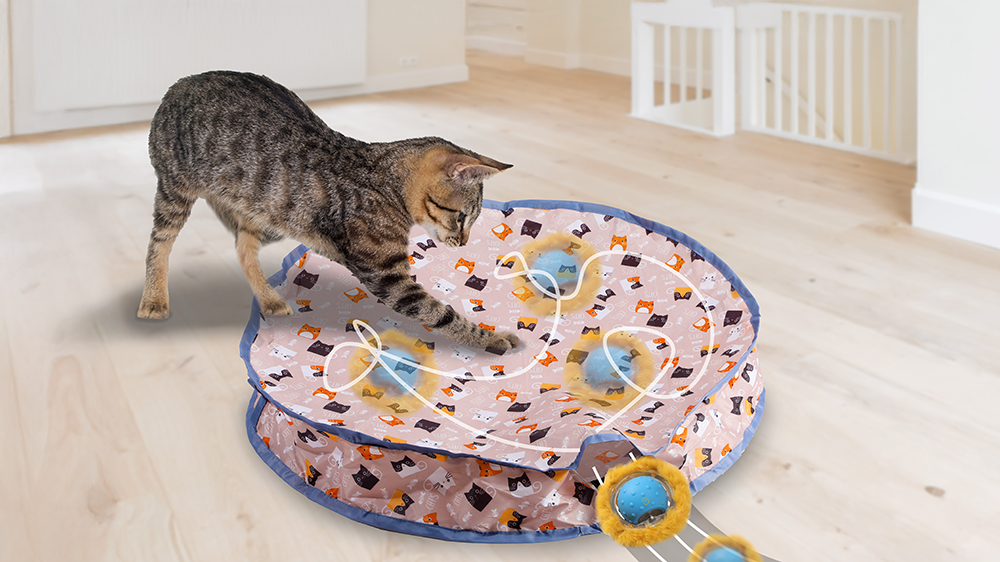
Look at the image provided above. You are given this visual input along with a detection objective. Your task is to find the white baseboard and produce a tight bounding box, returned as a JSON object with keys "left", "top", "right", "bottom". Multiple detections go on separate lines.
{"left": 298, "top": 64, "right": 469, "bottom": 102}
{"left": 8, "top": 65, "right": 469, "bottom": 136}
{"left": 525, "top": 48, "right": 581, "bottom": 70}
{"left": 580, "top": 53, "right": 631, "bottom": 77}
{"left": 466, "top": 36, "right": 526, "bottom": 57}
{"left": 526, "top": 50, "right": 713, "bottom": 89}
{"left": 912, "top": 184, "right": 1000, "bottom": 250}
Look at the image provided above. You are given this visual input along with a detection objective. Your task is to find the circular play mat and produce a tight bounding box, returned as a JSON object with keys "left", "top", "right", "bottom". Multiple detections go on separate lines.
{"left": 241, "top": 199, "right": 763, "bottom": 543}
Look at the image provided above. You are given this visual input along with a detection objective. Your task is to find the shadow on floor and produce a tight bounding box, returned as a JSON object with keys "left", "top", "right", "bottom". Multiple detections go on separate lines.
{"left": 84, "top": 269, "right": 263, "bottom": 343}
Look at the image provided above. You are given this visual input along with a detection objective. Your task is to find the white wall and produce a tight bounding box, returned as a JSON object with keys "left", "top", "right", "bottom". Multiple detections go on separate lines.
{"left": 466, "top": 0, "right": 526, "bottom": 55}
{"left": 578, "top": 0, "right": 633, "bottom": 74}
{"left": 912, "top": 0, "right": 1000, "bottom": 250}
{"left": 368, "top": 0, "right": 467, "bottom": 77}
{"left": 0, "top": 0, "right": 10, "bottom": 138}
{"left": 525, "top": 0, "right": 583, "bottom": 68}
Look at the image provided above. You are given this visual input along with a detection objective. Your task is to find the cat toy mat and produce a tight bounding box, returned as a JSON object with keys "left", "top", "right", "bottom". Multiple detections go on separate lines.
{"left": 241, "top": 200, "right": 763, "bottom": 543}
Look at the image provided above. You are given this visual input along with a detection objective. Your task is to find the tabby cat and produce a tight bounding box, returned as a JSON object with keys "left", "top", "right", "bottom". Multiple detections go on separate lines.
{"left": 137, "top": 71, "right": 520, "bottom": 352}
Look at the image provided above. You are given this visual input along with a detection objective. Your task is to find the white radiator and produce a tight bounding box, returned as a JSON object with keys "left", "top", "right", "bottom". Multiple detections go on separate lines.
{"left": 32, "top": 0, "right": 367, "bottom": 112}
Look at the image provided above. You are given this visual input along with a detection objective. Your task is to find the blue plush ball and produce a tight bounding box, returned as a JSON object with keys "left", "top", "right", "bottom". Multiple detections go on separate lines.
{"left": 528, "top": 250, "right": 580, "bottom": 295}
{"left": 369, "top": 349, "right": 420, "bottom": 391}
{"left": 615, "top": 475, "right": 671, "bottom": 525}
{"left": 705, "top": 547, "right": 744, "bottom": 562}
{"left": 583, "top": 345, "right": 635, "bottom": 388}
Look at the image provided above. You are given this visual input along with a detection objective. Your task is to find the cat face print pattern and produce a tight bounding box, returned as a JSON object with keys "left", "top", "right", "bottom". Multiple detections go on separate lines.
{"left": 255, "top": 398, "right": 640, "bottom": 534}
{"left": 243, "top": 201, "right": 763, "bottom": 538}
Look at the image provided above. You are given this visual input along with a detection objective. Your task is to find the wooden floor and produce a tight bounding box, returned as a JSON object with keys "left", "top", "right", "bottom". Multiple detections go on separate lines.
{"left": 2, "top": 51, "right": 998, "bottom": 562}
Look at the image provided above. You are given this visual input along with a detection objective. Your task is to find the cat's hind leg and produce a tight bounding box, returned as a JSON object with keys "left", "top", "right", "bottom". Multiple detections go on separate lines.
{"left": 235, "top": 227, "right": 293, "bottom": 316}
{"left": 205, "top": 195, "right": 290, "bottom": 315}
{"left": 138, "top": 180, "right": 196, "bottom": 319}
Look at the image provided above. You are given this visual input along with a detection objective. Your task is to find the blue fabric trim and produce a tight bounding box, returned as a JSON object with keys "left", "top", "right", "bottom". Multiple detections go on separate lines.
{"left": 245, "top": 390, "right": 603, "bottom": 543}
{"left": 688, "top": 388, "right": 766, "bottom": 494}
{"left": 238, "top": 243, "right": 309, "bottom": 379}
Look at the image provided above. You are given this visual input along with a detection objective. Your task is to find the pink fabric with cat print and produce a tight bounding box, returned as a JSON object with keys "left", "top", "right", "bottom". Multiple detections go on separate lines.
{"left": 244, "top": 201, "right": 763, "bottom": 540}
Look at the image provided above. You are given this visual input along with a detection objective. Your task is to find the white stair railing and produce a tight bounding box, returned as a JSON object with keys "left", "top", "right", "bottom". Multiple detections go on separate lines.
{"left": 737, "top": 3, "right": 907, "bottom": 162}
{"left": 631, "top": 0, "right": 736, "bottom": 136}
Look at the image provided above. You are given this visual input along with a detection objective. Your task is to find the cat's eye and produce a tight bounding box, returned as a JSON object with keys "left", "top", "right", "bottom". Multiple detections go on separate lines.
{"left": 429, "top": 198, "right": 459, "bottom": 214}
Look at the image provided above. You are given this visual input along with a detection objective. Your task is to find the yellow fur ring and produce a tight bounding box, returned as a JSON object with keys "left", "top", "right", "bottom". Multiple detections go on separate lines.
{"left": 346, "top": 329, "right": 439, "bottom": 415}
{"left": 508, "top": 231, "right": 602, "bottom": 316}
{"left": 688, "top": 534, "right": 763, "bottom": 562}
{"left": 563, "top": 330, "right": 656, "bottom": 409}
{"left": 242, "top": 200, "right": 765, "bottom": 546}
{"left": 595, "top": 456, "right": 692, "bottom": 548}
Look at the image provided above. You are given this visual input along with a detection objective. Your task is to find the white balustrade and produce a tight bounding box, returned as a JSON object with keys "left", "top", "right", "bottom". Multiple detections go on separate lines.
{"left": 631, "top": 0, "right": 736, "bottom": 136}
{"left": 631, "top": 1, "right": 908, "bottom": 163}
{"left": 736, "top": 3, "right": 906, "bottom": 162}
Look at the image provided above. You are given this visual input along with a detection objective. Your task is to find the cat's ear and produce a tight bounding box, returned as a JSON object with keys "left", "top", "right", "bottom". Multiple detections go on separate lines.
{"left": 444, "top": 154, "right": 512, "bottom": 184}
{"left": 451, "top": 162, "right": 499, "bottom": 183}
{"left": 468, "top": 153, "right": 513, "bottom": 174}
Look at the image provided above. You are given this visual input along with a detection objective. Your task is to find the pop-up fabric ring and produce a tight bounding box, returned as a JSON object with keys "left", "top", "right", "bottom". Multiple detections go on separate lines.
{"left": 241, "top": 199, "right": 763, "bottom": 543}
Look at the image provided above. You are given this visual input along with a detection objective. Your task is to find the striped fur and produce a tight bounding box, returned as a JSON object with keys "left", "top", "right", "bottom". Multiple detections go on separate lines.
{"left": 138, "top": 71, "right": 519, "bottom": 352}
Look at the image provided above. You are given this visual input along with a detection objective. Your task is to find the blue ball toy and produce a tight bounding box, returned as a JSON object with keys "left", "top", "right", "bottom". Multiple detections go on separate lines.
{"left": 705, "top": 547, "right": 744, "bottom": 562}
{"left": 583, "top": 345, "right": 635, "bottom": 388}
{"left": 614, "top": 475, "right": 673, "bottom": 525}
{"left": 369, "top": 349, "right": 421, "bottom": 391}
{"left": 528, "top": 250, "right": 580, "bottom": 296}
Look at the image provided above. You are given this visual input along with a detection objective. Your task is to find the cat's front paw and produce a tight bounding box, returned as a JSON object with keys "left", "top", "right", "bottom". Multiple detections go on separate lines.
{"left": 260, "top": 298, "right": 293, "bottom": 316}
{"left": 484, "top": 331, "right": 521, "bottom": 354}
{"left": 137, "top": 298, "right": 169, "bottom": 319}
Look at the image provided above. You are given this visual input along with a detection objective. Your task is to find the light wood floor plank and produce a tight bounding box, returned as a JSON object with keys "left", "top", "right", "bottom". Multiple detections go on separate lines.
{"left": 0, "top": 302, "right": 34, "bottom": 562}
{"left": 2, "top": 51, "right": 998, "bottom": 562}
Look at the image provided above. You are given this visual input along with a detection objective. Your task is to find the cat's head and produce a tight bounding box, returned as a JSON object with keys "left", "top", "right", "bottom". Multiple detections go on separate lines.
{"left": 406, "top": 145, "right": 511, "bottom": 248}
